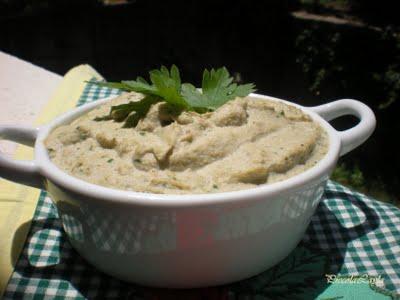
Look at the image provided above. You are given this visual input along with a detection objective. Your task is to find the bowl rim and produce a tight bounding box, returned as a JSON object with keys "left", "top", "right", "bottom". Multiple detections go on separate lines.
{"left": 35, "top": 93, "right": 341, "bottom": 207}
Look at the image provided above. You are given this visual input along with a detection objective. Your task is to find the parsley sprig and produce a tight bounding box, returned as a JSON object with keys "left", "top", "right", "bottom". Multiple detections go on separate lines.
{"left": 89, "top": 65, "right": 255, "bottom": 127}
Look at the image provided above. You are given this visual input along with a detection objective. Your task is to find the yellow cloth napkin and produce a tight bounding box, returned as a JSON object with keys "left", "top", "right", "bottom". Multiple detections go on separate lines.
{"left": 0, "top": 65, "right": 103, "bottom": 297}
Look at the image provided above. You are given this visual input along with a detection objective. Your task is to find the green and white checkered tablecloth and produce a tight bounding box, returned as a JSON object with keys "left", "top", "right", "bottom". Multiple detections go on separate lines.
{"left": 4, "top": 82, "right": 400, "bottom": 299}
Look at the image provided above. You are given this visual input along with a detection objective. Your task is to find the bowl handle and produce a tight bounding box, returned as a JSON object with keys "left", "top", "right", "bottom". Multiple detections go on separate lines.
{"left": 309, "top": 99, "right": 376, "bottom": 156}
{"left": 0, "top": 125, "right": 44, "bottom": 189}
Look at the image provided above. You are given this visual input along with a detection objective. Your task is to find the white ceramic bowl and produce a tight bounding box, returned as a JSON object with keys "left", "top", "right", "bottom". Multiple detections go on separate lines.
{"left": 0, "top": 94, "right": 375, "bottom": 288}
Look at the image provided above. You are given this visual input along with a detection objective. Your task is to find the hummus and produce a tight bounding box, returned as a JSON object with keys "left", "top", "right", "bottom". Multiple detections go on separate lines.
{"left": 45, "top": 93, "right": 328, "bottom": 194}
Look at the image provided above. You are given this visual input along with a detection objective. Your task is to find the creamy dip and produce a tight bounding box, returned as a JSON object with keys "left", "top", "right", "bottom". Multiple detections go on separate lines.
{"left": 45, "top": 92, "right": 328, "bottom": 194}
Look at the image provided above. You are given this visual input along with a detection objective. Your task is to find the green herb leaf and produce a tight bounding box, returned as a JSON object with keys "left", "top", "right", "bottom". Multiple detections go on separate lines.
{"left": 86, "top": 81, "right": 133, "bottom": 91}
{"left": 94, "top": 95, "right": 160, "bottom": 128}
{"left": 90, "top": 65, "right": 255, "bottom": 127}
{"left": 181, "top": 67, "right": 256, "bottom": 110}
{"left": 93, "top": 115, "right": 113, "bottom": 121}
{"left": 121, "top": 78, "right": 158, "bottom": 95}
{"left": 149, "top": 65, "right": 188, "bottom": 109}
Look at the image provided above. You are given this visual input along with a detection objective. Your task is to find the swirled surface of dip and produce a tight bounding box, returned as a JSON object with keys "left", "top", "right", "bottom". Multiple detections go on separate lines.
{"left": 45, "top": 93, "right": 328, "bottom": 194}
